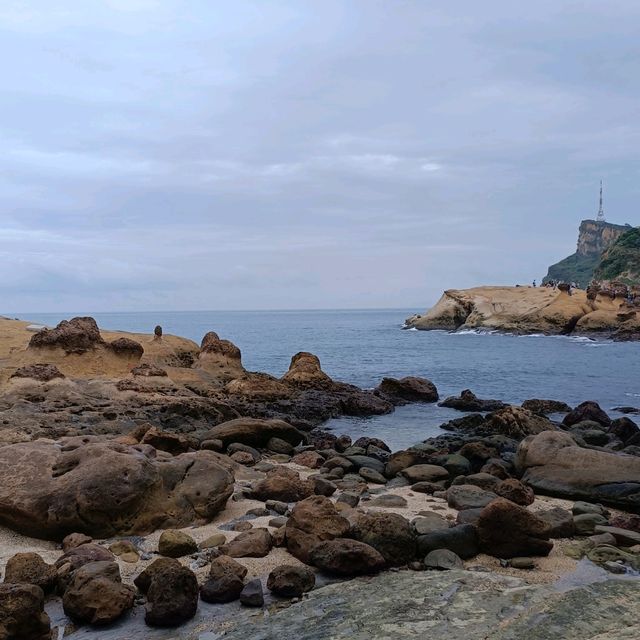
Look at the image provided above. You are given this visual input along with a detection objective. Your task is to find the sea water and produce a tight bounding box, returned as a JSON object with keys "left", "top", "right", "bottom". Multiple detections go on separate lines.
{"left": 20, "top": 309, "right": 640, "bottom": 450}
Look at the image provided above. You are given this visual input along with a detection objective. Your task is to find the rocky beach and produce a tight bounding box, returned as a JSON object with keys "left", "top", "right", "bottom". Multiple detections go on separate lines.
{"left": 1, "top": 315, "right": 639, "bottom": 639}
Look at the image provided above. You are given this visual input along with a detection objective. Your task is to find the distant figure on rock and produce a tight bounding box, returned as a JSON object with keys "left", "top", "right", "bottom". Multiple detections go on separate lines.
{"left": 532, "top": 280, "right": 536, "bottom": 287}
{"left": 154, "top": 325, "right": 163, "bottom": 341}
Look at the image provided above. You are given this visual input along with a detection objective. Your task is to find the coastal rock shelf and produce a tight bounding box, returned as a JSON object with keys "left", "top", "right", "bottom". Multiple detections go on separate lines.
{"left": 1, "top": 314, "right": 639, "bottom": 639}
{"left": 405, "top": 286, "right": 640, "bottom": 339}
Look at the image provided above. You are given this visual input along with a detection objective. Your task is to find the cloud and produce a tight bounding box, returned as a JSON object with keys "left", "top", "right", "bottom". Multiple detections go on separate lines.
{"left": 1, "top": 0, "right": 639, "bottom": 312}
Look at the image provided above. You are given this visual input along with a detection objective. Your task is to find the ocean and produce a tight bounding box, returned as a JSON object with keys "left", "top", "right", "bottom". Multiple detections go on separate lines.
{"left": 20, "top": 309, "right": 640, "bottom": 450}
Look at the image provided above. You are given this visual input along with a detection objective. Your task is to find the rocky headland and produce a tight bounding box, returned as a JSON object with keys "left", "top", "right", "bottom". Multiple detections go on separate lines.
{"left": 405, "top": 285, "right": 640, "bottom": 339}
{"left": 1, "top": 315, "right": 639, "bottom": 639}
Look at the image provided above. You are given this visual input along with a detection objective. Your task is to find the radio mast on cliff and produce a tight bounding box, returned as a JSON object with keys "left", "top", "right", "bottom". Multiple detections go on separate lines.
{"left": 596, "top": 180, "right": 606, "bottom": 222}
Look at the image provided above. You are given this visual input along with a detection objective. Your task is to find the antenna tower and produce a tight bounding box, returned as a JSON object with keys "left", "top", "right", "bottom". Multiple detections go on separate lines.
{"left": 596, "top": 180, "right": 605, "bottom": 222}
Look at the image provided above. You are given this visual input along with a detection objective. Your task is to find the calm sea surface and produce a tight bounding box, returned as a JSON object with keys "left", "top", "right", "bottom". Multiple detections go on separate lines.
{"left": 20, "top": 309, "right": 640, "bottom": 450}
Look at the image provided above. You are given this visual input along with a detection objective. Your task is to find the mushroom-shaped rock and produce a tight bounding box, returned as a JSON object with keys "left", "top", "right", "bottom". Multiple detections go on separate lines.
{"left": 28, "top": 316, "right": 104, "bottom": 353}
{"left": 197, "top": 331, "right": 244, "bottom": 377}
{"left": 108, "top": 337, "right": 144, "bottom": 359}
{"left": 281, "top": 352, "right": 333, "bottom": 386}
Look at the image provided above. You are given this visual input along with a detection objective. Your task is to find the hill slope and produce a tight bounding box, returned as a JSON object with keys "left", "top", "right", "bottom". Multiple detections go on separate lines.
{"left": 594, "top": 227, "right": 640, "bottom": 284}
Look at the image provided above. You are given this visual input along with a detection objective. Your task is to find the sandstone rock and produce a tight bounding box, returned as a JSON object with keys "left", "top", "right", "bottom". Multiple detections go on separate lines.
{"left": 145, "top": 563, "right": 199, "bottom": 627}
{"left": 439, "top": 389, "right": 506, "bottom": 412}
{"left": 291, "top": 451, "right": 325, "bottom": 469}
{"left": 3, "top": 553, "right": 57, "bottom": 593}
{"left": 131, "top": 363, "right": 168, "bottom": 377}
{"left": 423, "top": 548, "right": 464, "bottom": 570}
{"left": 374, "top": 376, "right": 438, "bottom": 403}
{"left": 55, "top": 544, "right": 116, "bottom": 591}
{"left": 201, "top": 533, "right": 226, "bottom": 548}
{"left": 477, "top": 498, "right": 552, "bottom": 558}
{"left": 495, "top": 478, "right": 535, "bottom": 506}
{"left": 267, "top": 564, "right": 316, "bottom": 597}
{"left": 0, "top": 583, "right": 51, "bottom": 640}
{"left": 134, "top": 558, "right": 180, "bottom": 593}
{"left": 201, "top": 418, "right": 306, "bottom": 448}
{"left": 62, "top": 532, "right": 92, "bottom": 551}
{"left": 400, "top": 464, "right": 449, "bottom": 483}
{"left": 285, "top": 496, "right": 350, "bottom": 563}
{"left": 311, "top": 539, "right": 386, "bottom": 576}
{"left": 252, "top": 467, "right": 314, "bottom": 502}
{"left": 200, "top": 556, "right": 246, "bottom": 604}
{"left": 10, "top": 363, "right": 65, "bottom": 382}
{"left": 515, "top": 430, "right": 640, "bottom": 509}
{"left": 197, "top": 331, "right": 244, "bottom": 376}
{"left": 563, "top": 401, "right": 611, "bottom": 428}
{"left": 521, "top": 399, "right": 572, "bottom": 415}
{"left": 230, "top": 451, "right": 256, "bottom": 465}
{"left": 447, "top": 484, "right": 498, "bottom": 510}
{"left": 220, "top": 529, "right": 273, "bottom": 558}
{"left": 141, "top": 427, "right": 191, "bottom": 455}
{"left": 108, "top": 337, "right": 144, "bottom": 359}
{"left": 351, "top": 512, "right": 416, "bottom": 566}
{"left": 240, "top": 578, "right": 264, "bottom": 607}
{"left": 62, "top": 561, "right": 135, "bottom": 625}
{"left": 281, "top": 352, "right": 333, "bottom": 386}
{"left": 29, "top": 317, "right": 104, "bottom": 354}
{"left": 0, "top": 439, "right": 234, "bottom": 539}
{"left": 417, "top": 524, "right": 479, "bottom": 559}
{"left": 482, "top": 406, "right": 555, "bottom": 439}
{"left": 158, "top": 530, "right": 198, "bottom": 558}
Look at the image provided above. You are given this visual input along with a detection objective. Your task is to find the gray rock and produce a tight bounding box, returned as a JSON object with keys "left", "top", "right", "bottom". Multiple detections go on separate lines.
{"left": 359, "top": 467, "right": 387, "bottom": 484}
{"left": 336, "top": 491, "right": 360, "bottom": 508}
{"left": 573, "top": 513, "right": 608, "bottom": 535}
{"left": 240, "top": 579, "right": 264, "bottom": 607}
{"left": 412, "top": 513, "right": 450, "bottom": 535}
{"left": 447, "top": 484, "right": 497, "bottom": 510}
{"left": 417, "top": 524, "right": 478, "bottom": 559}
{"left": 423, "top": 549, "right": 463, "bottom": 570}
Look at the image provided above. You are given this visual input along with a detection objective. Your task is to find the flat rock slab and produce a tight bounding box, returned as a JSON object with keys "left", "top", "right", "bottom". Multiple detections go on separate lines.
{"left": 210, "top": 570, "right": 640, "bottom": 640}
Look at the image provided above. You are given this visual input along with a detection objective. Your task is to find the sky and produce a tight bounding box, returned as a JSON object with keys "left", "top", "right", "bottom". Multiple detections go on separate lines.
{"left": 1, "top": 0, "right": 640, "bottom": 313}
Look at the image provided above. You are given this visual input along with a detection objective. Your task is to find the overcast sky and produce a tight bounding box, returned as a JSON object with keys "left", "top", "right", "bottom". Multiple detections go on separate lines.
{"left": 1, "top": 0, "right": 639, "bottom": 312}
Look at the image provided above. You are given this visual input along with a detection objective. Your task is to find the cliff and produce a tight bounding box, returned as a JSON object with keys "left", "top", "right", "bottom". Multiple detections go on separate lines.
{"left": 593, "top": 227, "right": 640, "bottom": 284}
{"left": 405, "top": 286, "right": 640, "bottom": 339}
{"left": 543, "top": 219, "right": 631, "bottom": 286}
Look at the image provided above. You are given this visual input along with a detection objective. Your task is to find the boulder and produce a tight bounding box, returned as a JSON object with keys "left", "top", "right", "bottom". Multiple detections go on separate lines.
{"left": 0, "top": 439, "right": 234, "bottom": 539}
{"left": 197, "top": 331, "right": 244, "bottom": 376}
{"left": 521, "top": 399, "right": 572, "bottom": 415}
{"left": 281, "top": 352, "right": 333, "bottom": 386}
{"left": 62, "top": 532, "right": 92, "bottom": 551}
{"left": 400, "top": 464, "right": 449, "bottom": 483}
{"left": 2, "top": 553, "right": 57, "bottom": 593}
{"left": 220, "top": 529, "right": 273, "bottom": 558}
{"left": 240, "top": 579, "right": 264, "bottom": 607}
{"left": 438, "top": 389, "right": 506, "bottom": 412}
{"left": 562, "top": 401, "right": 611, "bottom": 428}
{"left": 29, "top": 316, "right": 104, "bottom": 353}
{"left": 62, "top": 561, "right": 135, "bottom": 625}
{"left": 482, "top": 406, "right": 555, "bottom": 439}
{"left": 351, "top": 512, "right": 416, "bottom": 566}
{"left": 252, "top": 467, "right": 314, "bottom": 503}
{"left": 10, "top": 363, "right": 65, "bottom": 382}
{"left": 515, "top": 430, "right": 640, "bottom": 509}
{"left": 0, "top": 583, "right": 51, "bottom": 640}
{"left": 374, "top": 377, "right": 438, "bottom": 403}
{"left": 267, "top": 437, "right": 294, "bottom": 455}
{"left": 477, "top": 498, "right": 553, "bottom": 558}
{"left": 200, "top": 418, "right": 306, "bottom": 448}
{"left": 131, "top": 363, "right": 168, "bottom": 377}
{"left": 141, "top": 428, "right": 191, "bottom": 455}
{"left": 200, "top": 556, "right": 247, "bottom": 604}
{"left": 447, "top": 485, "right": 498, "bottom": 510}
{"left": 267, "top": 564, "right": 316, "bottom": 597}
{"left": 423, "top": 549, "right": 464, "bottom": 570}
{"left": 609, "top": 417, "right": 639, "bottom": 443}
{"left": 291, "top": 451, "right": 325, "bottom": 469}
{"left": 412, "top": 513, "right": 450, "bottom": 535}
{"left": 134, "top": 558, "right": 181, "bottom": 593}
{"left": 310, "top": 539, "right": 386, "bottom": 576}
{"left": 495, "top": 478, "right": 535, "bottom": 506}
{"left": 417, "top": 524, "right": 479, "bottom": 559}
{"left": 108, "top": 337, "right": 144, "bottom": 359}
{"left": 145, "top": 563, "right": 199, "bottom": 627}
{"left": 536, "top": 507, "right": 575, "bottom": 538}
{"left": 158, "top": 530, "right": 198, "bottom": 558}
{"left": 285, "top": 496, "right": 350, "bottom": 563}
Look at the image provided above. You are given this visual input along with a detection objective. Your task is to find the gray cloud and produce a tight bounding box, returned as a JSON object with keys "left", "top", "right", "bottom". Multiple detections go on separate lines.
{"left": 1, "top": 0, "right": 639, "bottom": 312}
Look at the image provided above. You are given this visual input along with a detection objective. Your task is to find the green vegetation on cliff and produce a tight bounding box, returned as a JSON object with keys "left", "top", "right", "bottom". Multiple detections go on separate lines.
{"left": 594, "top": 227, "right": 640, "bottom": 284}
{"left": 543, "top": 253, "right": 599, "bottom": 287}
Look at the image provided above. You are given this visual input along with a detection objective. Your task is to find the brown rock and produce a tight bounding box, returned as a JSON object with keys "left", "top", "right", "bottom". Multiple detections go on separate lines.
{"left": 375, "top": 376, "right": 439, "bottom": 403}
{"left": 291, "top": 451, "right": 325, "bottom": 469}
{"left": 131, "top": 363, "right": 168, "bottom": 377}
{"left": 10, "top": 363, "right": 65, "bottom": 382}
{"left": 200, "top": 418, "right": 306, "bottom": 449}
{"left": 267, "top": 564, "right": 315, "bottom": 597}
{"left": 477, "top": 498, "right": 553, "bottom": 558}
{"left": 482, "top": 406, "right": 555, "bottom": 439}
{"left": 158, "top": 530, "right": 198, "bottom": 558}
{"left": 108, "top": 337, "right": 144, "bottom": 359}
{"left": 134, "top": 558, "right": 180, "bottom": 593}
{"left": 29, "top": 316, "right": 104, "bottom": 354}
{"left": 0, "top": 583, "right": 51, "bottom": 640}
{"left": 62, "top": 561, "right": 135, "bottom": 625}
{"left": 495, "top": 478, "right": 535, "bottom": 506}
{"left": 310, "top": 539, "right": 386, "bottom": 576}
{"left": 252, "top": 467, "right": 314, "bottom": 502}
{"left": 220, "top": 529, "right": 273, "bottom": 558}
{"left": 141, "top": 427, "right": 191, "bottom": 455}
{"left": 281, "top": 352, "right": 333, "bottom": 386}
{"left": 351, "top": 512, "right": 416, "bottom": 566}
{"left": 285, "top": 496, "right": 350, "bottom": 563}
{"left": 62, "top": 532, "right": 92, "bottom": 552}
{"left": 145, "top": 563, "right": 199, "bottom": 627}
{"left": 3, "top": 553, "right": 57, "bottom": 593}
